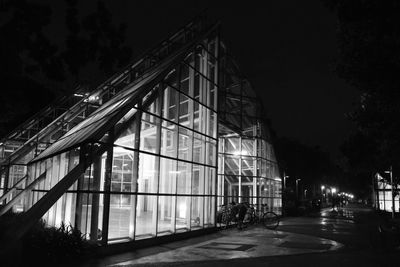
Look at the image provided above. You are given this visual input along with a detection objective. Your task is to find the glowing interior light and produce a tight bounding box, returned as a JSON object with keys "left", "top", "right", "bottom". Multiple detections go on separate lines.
{"left": 178, "top": 202, "right": 187, "bottom": 217}
{"left": 233, "top": 150, "right": 248, "bottom": 156}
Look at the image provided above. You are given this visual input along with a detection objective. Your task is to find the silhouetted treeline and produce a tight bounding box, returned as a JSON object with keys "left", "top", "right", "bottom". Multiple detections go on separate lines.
{"left": 0, "top": 0, "right": 132, "bottom": 137}
{"left": 274, "top": 136, "right": 345, "bottom": 195}
{"left": 323, "top": 0, "right": 400, "bottom": 193}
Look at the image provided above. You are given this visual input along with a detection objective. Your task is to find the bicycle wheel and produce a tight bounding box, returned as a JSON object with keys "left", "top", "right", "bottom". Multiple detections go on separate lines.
{"left": 263, "top": 211, "right": 279, "bottom": 230}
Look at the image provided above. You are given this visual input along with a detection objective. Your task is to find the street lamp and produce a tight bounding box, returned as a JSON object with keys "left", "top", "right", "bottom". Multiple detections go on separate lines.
{"left": 283, "top": 172, "right": 289, "bottom": 190}
{"left": 331, "top": 187, "right": 337, "bottom": 194}
{"left": 296, "top": 179, "right": 301, "bottom": 199}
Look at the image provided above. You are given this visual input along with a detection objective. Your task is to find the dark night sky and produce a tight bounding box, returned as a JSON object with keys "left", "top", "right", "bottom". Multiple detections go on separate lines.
{"left": 40, "top": 0, "right": 360, "bottom": 158}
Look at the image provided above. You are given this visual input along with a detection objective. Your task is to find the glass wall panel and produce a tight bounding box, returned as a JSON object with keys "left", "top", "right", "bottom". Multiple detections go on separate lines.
{"left": 140, "top": 113, "right": 159, "bottom": 153}
{"left": 224, "top": 175, "right": 239, "bottom": 203}
{"left": 161, "top": 121, "right": 177, "bottom": 158}
{"left": 193, "top": 133, "right": 205, "bottom": 164}
{"left": 204, "top": 196, "right": 215, "bottom": 227}
{"left": 179, "top": 94, "right": 191, "bottom": 126}
{"left": 157, "top": 195, "right": 175, "bottom": 235}
{"left": 191, "top": 196, "right": 203, "bottom": 229}
{"left": 162, "top": 86, "right": 177, "bottom": 122}
{"left": 204, "top": 167, "right": 216, "bottom": 196}
{"left": 178, "top": 127, "right": 192, "bottom": 161}
{"left": 176, "top": 196, "right": 190, "bottom": 232}
{"left": 135, "top": 195, "right": 157, "bottom": 239}
{"left": 177, "top": 161, "right": 191, "bottom": 194}
{"left": 206, "top": 138, "right": 217, "bottom": 166}
{"left": 193, "top": 101, "right": 200, "bottom": 132}
{"left": 108, "top": 193, "right": 133, "bottom": 241}
{"left": 159, "top": 158, "right": 177, "bottom": 194}
{"left": 241, "top": 156, "right": 255, "bottom": 177}
{"left": 192, "top": 164, "right": 204, "bottom": 195}
{"left": 224, "top": 156, "right": 239, "bottom": 175}
{"left": 225, "top": 138, "right": 240, "bottom": 154}
{"left": 138, "top": 153, "right": 158, "bottom": 193}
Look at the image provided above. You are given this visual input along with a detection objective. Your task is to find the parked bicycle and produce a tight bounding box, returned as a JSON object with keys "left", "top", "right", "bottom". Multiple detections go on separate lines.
{"left": 218, "top": 203, "right": 235, "bottom": 229}
{"left": 218, "top": 202, "right": 280, "bottom": 230}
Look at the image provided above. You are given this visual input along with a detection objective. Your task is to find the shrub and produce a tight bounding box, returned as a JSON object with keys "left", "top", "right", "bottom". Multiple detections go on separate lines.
{"left": 0, "top": 211, "right": 96, "bottom": 266}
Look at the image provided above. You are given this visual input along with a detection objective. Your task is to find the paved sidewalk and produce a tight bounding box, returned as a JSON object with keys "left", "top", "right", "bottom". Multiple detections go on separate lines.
{"left": 81, "top": 220, "right": 342, "bottom": 267}
{"left": 78, "top": 203, "right": 398, "bottom": 267}
{"left": 111, "top": 228, "right": 341, "bottom": 266}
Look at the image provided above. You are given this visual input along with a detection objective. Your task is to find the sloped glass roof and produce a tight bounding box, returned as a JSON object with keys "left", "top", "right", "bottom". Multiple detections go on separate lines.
{"left": 32, "top": 45, "right": 190, "bottom": 163}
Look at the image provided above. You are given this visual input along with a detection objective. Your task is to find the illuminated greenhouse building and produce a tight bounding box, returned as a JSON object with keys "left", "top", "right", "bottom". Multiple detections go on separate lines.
{"left": 0, "top": 17, "right": 281, "bottom": 247}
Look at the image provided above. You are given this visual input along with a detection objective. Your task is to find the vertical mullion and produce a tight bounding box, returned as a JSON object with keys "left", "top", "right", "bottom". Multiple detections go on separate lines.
{"left": 174, "top": 64, "right": 181, "bottom": 234}
{"left": 132, "top": 108, "right": 142, "bottom": 239}
{"left": 154, "top": 87, "right": 163, "bottom": 236}
{"left": 90, "top": 155, "right": 101, "bottom": 241}
{"left": 101, "top": 129, "right": 114, "bottom": 245}
{"left": 238, "top": 137, "right": 242, "bottom": 203}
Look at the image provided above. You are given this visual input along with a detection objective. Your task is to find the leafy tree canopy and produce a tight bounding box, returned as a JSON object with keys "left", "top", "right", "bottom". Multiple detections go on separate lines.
{"left": 0, "top": 0, "right": 132, "bottom": 137}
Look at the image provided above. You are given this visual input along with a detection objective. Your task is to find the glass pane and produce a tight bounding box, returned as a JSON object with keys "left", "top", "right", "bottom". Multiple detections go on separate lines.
{"left": 193, "top": 133, "right": 205, "bottom": 164}
{"left": 138, "top": 153, "right": 158, "bottom": 193}
{"left": 204, "top": 167, "right": 216, "bottom": 196}
{"left": 224, "top": 175, "right": 239, "bottom": 203}
{"left": 179, "top": 93, "right": 191, "bottom": 126}
{"left": 193, "top": 102, "right": 200, "bottom": 132}
{"left": 161, "top": 121, "right": 177, "bottom": 157}
{"left": 224, "top": 156, "right": 239, "bottom": 175}
{"left": 241, "top": 156, "right": 255, "bottom": 176}
{"left": 242, "top": 139, "right": 255, "bottom": 156}
{"left": 191, "top": 196, "right": 203, "bottom": 229}
{"left": 157, "top": 196, "right": 175, "bottom": 236}
{"left": 135, "top": 195, "right": 157, "bottom": 239}
{"left": 204, "top": 196, "right": 215, "bottom": 227}
{"left": 178, "top": 127, "right": 192, "bottom": 161}
{"left": 206, "top": 138, "right": 216, "bottom": 166}
{"left": 108, "top": 193, "right": 134, "bottom": 241}
{"left": 159, "top": 158, "right": 177, "bottom": 194}
{"left": 192, "top": 164, "right": 204, "bottom": 195}
{"left": 176, "top": 196, "right": 190, "bottom": 232}
{"left": 162, "top": 86, "right": 177, "bottom": 122}
{"left": 225, "top": 137, "right": 240, "bottom": 154}
{"left": 177, "top": 161, "right": 191, "bottom": 194}
{"left": 112, "top": 147, "right": 135, "bottom": 193}
{"left": 140, "top": 113, "right": 159, "bottom": 153}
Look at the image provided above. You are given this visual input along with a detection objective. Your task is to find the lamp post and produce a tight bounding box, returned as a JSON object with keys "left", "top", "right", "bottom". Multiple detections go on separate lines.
{"left": 296, "top": 179, "right": 301, "bottom": 200}
{"left": 385, "top": 166, "right": 394, "bottom": 219}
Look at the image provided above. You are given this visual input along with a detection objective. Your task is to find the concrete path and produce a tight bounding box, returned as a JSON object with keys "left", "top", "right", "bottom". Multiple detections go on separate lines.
{"left": 81, "top": 204, "right": 384, "bottom": 267}
{"left": 110, "top": 227, "right": 341, "bottom": 266}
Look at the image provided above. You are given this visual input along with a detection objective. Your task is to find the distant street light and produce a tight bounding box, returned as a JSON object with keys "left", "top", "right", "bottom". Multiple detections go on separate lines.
{"left": 332, "top": 187, "right": 337, "bottom": 194}
{"left": 296, "top": 179, "right": 301, "bottom": 199}
{"left": 283, "top": 172, "right": 289, "bottom": 190}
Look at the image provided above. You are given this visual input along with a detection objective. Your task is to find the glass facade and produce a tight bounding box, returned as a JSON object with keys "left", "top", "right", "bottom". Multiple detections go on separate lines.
{"left": 0, "top": 21, "right": 282, "bottom": 246}
{"left": 23, "top": 38, "right": 219, "bottom": 243}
